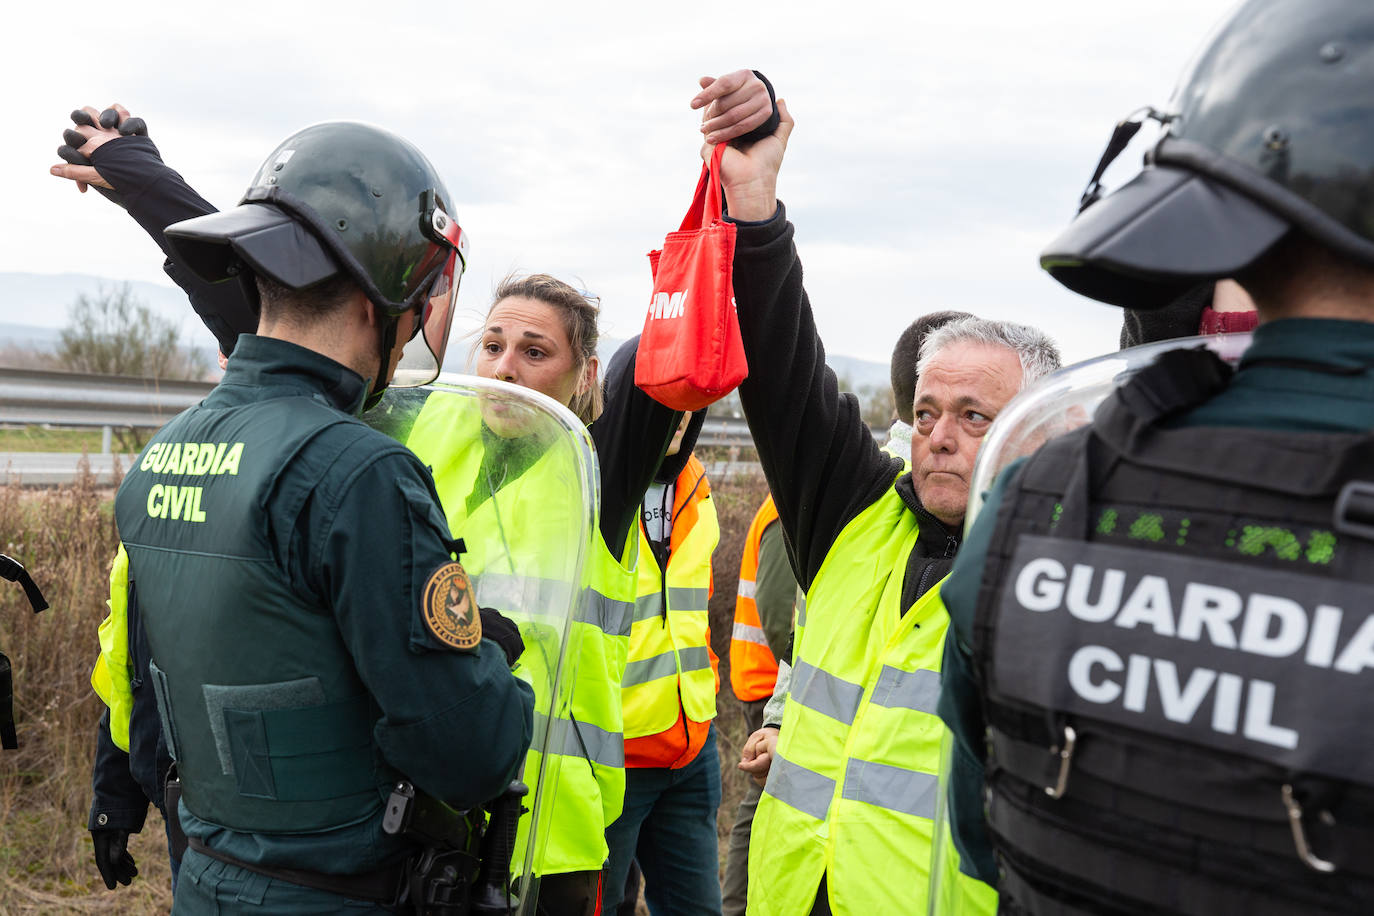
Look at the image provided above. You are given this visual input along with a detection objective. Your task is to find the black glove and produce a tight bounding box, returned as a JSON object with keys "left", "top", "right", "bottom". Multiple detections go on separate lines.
{"left": 56, "top": 108, "right": 149, "bottom": 210}
{"left": 92, "top": 829, "right": 138, "bottom": 889}
{"left": 479, "top": 607, "right": 525, "bottom": 667}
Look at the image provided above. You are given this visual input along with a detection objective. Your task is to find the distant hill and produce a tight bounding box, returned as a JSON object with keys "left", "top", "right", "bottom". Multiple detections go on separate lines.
{"left": 0, "top": 321, "right": 60, "bottom": 349}
{"left": 0, "top": 272, "right": 890, "bottom": 391}
{"left": 0, "top": 272, "right": 217, "bottom": 345}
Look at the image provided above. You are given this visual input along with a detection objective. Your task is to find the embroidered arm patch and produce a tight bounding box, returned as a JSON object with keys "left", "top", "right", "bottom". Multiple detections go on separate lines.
{"left": 421, "top": 561, "right": 482, "bottom": 651}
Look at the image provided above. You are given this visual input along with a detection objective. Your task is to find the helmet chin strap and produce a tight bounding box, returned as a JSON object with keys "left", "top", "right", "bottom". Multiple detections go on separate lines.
{"left": 362, "top": 314, "right": 401, "bottom": 413}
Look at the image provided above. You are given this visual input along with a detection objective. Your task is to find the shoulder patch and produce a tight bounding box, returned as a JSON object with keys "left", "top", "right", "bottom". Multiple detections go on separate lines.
{"left": 421, "top": 561, "right": 482, "bottom": 651}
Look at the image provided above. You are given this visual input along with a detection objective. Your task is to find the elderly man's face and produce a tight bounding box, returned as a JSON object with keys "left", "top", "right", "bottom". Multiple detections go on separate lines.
{"left": 912, "top": 340, "right": 1024, "bottom": 529}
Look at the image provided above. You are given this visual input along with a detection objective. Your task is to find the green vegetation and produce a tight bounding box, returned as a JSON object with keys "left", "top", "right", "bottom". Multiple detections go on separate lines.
{"left": 56, "top": 283, "right": 207, "bottom": 381}
{"left": 0, "top": 427, "right": 106, "bottom": 454}
{"left": 0, "top": 468, "right": 174, "bottom": 913}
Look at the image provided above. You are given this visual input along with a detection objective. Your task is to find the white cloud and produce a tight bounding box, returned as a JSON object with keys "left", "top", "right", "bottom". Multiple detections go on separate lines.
{"left": 4, "top": 0, "right": 1237, "bottom": 368}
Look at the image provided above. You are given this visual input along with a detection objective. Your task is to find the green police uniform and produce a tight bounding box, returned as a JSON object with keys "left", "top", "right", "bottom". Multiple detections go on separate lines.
{"left": 938, "top": 319, "right": 1374, "bottom": 894}
{"left": 114, "top": 335, "right": 535, "bottom": 912}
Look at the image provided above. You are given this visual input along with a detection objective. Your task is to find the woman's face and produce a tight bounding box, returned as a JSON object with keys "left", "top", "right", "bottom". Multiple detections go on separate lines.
{"left": 476, "top": 296, "right": 589, "bottom": 407}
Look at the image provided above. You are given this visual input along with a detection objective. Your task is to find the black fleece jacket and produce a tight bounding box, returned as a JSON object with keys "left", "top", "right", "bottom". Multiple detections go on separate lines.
{"left": 729, "top": 204, "right": 959, "bottom": 609}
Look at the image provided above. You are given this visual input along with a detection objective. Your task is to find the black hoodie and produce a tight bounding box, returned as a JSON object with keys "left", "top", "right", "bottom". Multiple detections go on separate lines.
{"left": 634, "top": 383, "right": 707, "bottom": 569}
{"left": 595, "top": 337, "right": 684, "bottom": 552}
{"left": 727, "top": 205, "right": 960, "bottom": 605}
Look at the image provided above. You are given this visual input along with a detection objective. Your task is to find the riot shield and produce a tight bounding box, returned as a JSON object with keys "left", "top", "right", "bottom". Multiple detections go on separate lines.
{"left": 367, "top": 374, "right": 597, "bottom": 916}
{"left": 927, "top": 333, "right": 1252, "bottom": 915}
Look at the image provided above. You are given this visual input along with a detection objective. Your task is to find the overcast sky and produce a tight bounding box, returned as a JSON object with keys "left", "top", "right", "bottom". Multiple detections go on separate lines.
{"left": 4, "top": 0, "right": 1240, "bottom": 367}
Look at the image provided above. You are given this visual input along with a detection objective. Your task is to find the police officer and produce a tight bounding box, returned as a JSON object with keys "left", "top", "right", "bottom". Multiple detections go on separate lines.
{"left": 101, "top": 117, "right": 535, "bottom": 913}
{"left": 936, "top": 1, "right": 1374, "bottom": 912}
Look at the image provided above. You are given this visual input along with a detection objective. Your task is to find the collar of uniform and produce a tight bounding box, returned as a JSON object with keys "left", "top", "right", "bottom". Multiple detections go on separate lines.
{"left": 1240, "top": 317, "right": 1374, "bottom": 373}
{"left": 221, "top": 335, "right": 369, "bottom": 415}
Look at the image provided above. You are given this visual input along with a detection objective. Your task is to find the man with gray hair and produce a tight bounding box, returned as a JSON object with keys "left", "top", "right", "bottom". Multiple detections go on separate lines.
{"left": 726, "top": 301, "right": 1060, "bottom": 914}
{"left": 670, "top": 74, "right": 1064, "bottom": 915}
{"left": 911, "top": 316, "right": 1061, "bottom": 529}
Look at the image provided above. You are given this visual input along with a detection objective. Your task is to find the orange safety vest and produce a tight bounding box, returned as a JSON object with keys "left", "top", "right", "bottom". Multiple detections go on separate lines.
{"left": 731, "top": 495, "right": 782, "bottom": 702}
{"left": 623, "top": 455, "right": 720, "bottom": 769}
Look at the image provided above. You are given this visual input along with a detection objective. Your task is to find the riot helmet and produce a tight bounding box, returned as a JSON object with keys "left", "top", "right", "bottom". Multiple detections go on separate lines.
{"left": 164, "top": 122, "right": 467, "bottom": 397}
{"left": 1041, "top": 0, "right": 1374, "bottom": 309}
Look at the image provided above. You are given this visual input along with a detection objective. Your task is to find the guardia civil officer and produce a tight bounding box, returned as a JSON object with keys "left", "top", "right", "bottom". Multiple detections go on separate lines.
{"left": 936, "top": 1, "right": 1374, "bottom": 912}
{"left": 100, "top": 117, "right": 535, "bottom": 912}
{"left": 54, "top": 76, "right": 778, "bottom": 915}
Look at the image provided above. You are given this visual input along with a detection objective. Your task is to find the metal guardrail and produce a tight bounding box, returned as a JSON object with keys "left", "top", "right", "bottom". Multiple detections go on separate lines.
{"left": 0, "top": 367, "right": 214, "bottom": 429}
{"left": 0, "top": 369, "right": 768, "bottom": 445}
{"left": 1, "top": 452, "right": 135, "bottom": 488}
{"left": 0, "top": 368, "right": 888, "bottom": 485}
{"left": 698, "top": 417, "right": 755, "bottom": 449}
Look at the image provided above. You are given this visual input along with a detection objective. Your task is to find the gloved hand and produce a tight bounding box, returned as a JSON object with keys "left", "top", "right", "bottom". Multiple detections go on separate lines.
{"left": 92, "top": 828, "right": 138, "bottom": 889}
{"left": 53, "top": 105, "right": 149, "bottom": 207}
{"left": 479, "top": 607, "right": 525, "bottom": 667}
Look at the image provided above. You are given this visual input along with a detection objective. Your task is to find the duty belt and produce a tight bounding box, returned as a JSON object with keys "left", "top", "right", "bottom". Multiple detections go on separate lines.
{"left": 185, "top": 836, "right": 406, "bottom": 905}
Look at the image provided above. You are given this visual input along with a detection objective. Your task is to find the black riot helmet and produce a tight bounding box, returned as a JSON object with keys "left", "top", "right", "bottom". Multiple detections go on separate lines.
{"left": 164, "top": 122, "right": 468, "bottom": 395}
{"left": 1041, "top": 0, "right": 1374, "bottom": 310}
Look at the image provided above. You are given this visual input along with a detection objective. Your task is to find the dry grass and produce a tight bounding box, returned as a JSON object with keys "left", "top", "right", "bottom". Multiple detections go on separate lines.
{"left": 706, "top": 467, "right": 770, "bottom": 866}
{"left": 0, "top": 465, "right": 174, "bottom": 913}
{"left": 0, "top": 463, "right": 768, "bottom": 914}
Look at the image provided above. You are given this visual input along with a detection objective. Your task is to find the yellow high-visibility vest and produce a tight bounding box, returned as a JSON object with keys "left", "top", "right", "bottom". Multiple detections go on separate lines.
{"left": 406, "top": 396, "right": 635, "bottom": 876}
{"left": 91, "top": 545, "right": 133, "bottom": 751}
{"left": 932, "top": 816, "right": 998, "bottom": 916}
{"left": 623, "top": 456, "right": 718, "bottom": 764}
{"left": 748, "top": 484, "right": 949, "bottom": 915}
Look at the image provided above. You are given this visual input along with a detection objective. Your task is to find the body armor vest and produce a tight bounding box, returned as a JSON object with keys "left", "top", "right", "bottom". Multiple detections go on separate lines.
{"left": 974, "top": 348, "right": 1374, "bottom": 914}
{"left": 115, "top": 395, "right": 402, "bottom": 836}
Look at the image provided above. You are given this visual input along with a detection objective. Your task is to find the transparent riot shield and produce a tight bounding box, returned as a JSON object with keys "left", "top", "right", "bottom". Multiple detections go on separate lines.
{"left": 927, "top": 333, "right": 1252, "bottom": 915}
{"left": 367, "top": 374, "right": 598, "bottom": 916}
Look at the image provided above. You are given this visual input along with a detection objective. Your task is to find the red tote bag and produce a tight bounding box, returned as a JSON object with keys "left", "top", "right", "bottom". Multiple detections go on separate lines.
{"left": 635, "top": 143, "right": 748, "bottom": 410}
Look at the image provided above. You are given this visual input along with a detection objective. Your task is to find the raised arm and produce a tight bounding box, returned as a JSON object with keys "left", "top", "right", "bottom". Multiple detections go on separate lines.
{"left": 703, "top": 95, "right": 901, "bottom": 587}
{"left": 50, "top": 105, "right": 257, "bottom": 355}
{"left": 592, "top": 70, "right": 780, "bottom": 553}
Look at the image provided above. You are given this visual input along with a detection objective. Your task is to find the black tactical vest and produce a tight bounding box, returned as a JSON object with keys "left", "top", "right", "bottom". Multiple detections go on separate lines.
{"left": 973, "top": 348, "right": 1374, "bottom": 915}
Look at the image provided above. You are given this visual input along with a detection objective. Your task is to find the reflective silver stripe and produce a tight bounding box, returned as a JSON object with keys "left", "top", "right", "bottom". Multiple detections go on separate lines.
{"left": 533, "top": 712, "right": 625, "bottom": 768}
{"left": 633, "top": 592, "right": 664, "bottom": 623}
{"left": 582, "top": 590, "right": 634, "bottom": 638}
{"left": 472, "top": 572, "right": 575, "bottom": 622}
{"left": 841, "top": 757, "right": 939, "bottom": 820}
{"left": 764, "top": 751, "right": 835, "bottom": 821}
{"left": 869, "top": 666, "right": 941, "bottom": 715}
{"left": 667, "top": 586, "right": 709, "bottom": 611}
{"left": 634, "top": 587, "right": 708, "bottom": 623}
{"left": 792, "top": 660, "right": 863, "bottom": 725}
{"left": 623, "top": 651, "right": 677, "bottom": 686}
{"left": 796, "top": 593, "right": 807, "bottom": 627}
{"left": 737, "top": 578, "right": 757, "bottom": 599}
{"left": 678, "top": 645, "right": 711, "bottom": 673}
{"left": 732, "top": 622, "right": 769, "bottom": 647}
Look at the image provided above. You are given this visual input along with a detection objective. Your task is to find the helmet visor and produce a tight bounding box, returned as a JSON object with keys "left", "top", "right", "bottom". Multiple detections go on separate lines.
{"left": 392, "top": 248, "right": 462, "bottom": 387}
